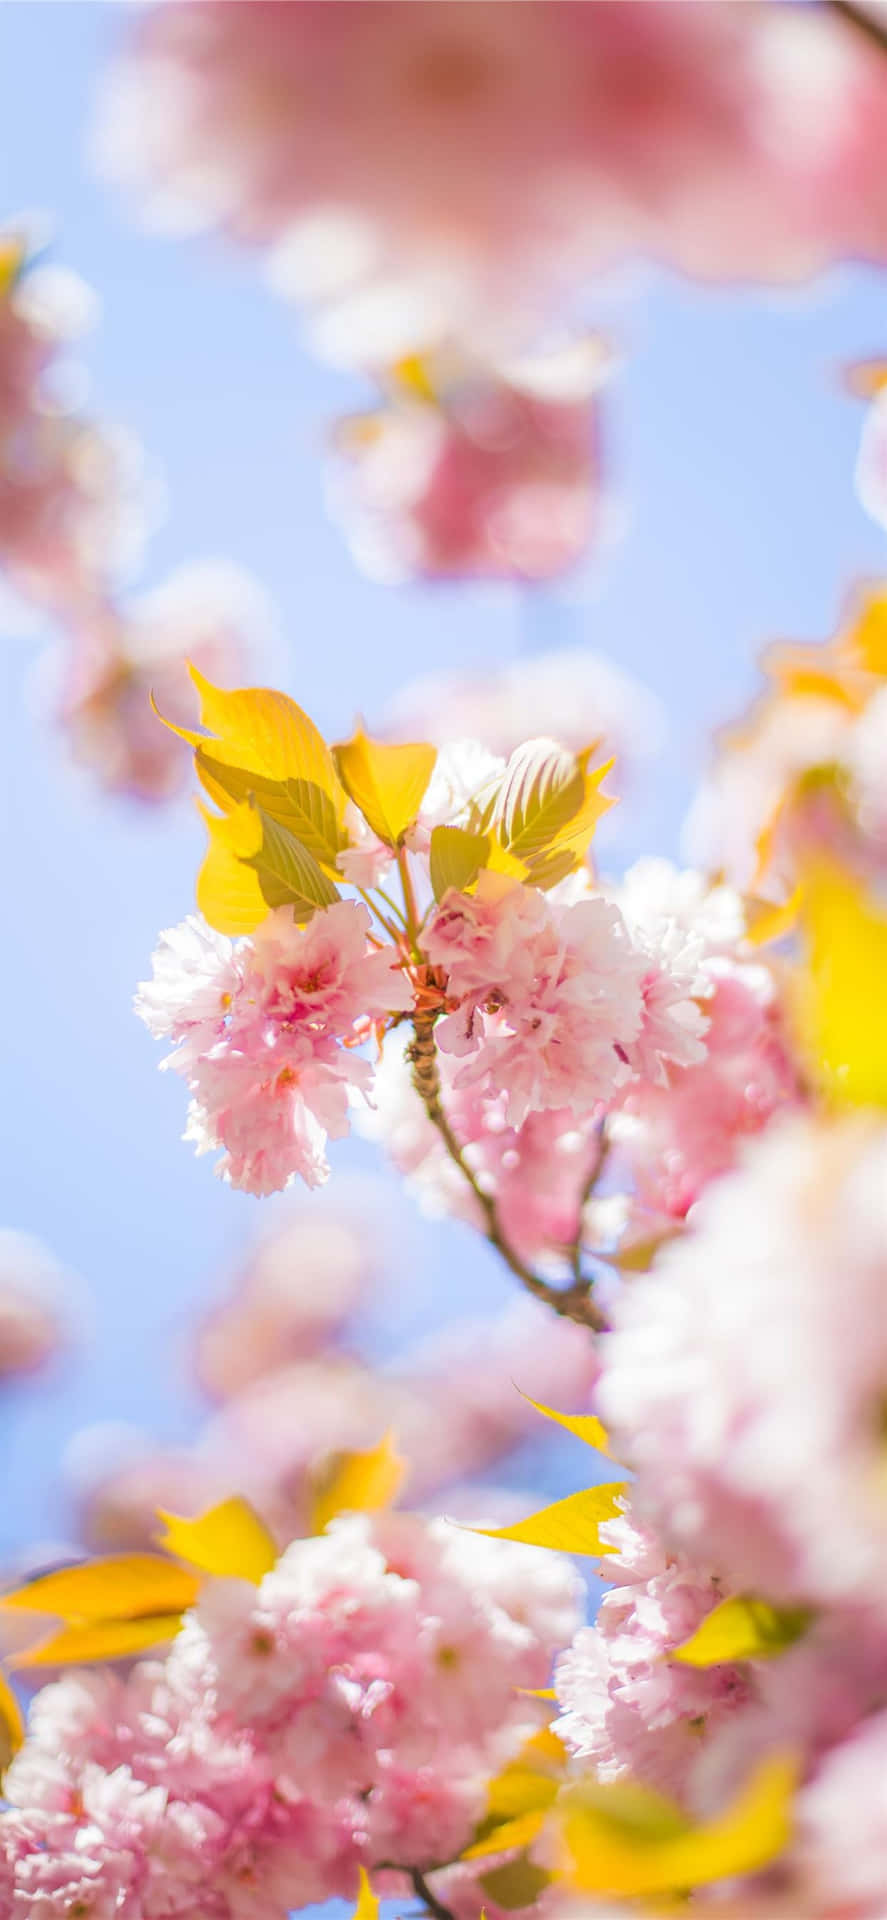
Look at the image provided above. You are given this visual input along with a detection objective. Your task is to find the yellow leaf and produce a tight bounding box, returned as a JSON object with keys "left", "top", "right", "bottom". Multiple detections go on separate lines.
{"left": 488, "top": 740, "right": 614, "bottom": 889}
{"left": 846, "top": 357, "right": 887, "bottom": 400}
{"left": 463, "top": 1810, "right": 548, "bottom": 1863}
{"left": 486, "top": 1729, "right": 566, "bottom": 1820}
{"left": 672, "top": 1594, "right": 812, "bottom": 1667}
{"left": 0, "top": 1554, "right": 199, "bottom": 1620}
{"left": 156, "top": 1497, "right": 277, "bottom": 1585}
{"left": 796, "top": 859, "right": 887, "bottom": 1106}
{"left": 561, "top": 1752, "right": 797, "bottom": 1897}
{"left": 196, "top": 800, "right": 270, "bottom": 934}
{"left": 468, "top": 1484, "right": 627, "bottom": 1556}
{"left": 848, "top": 587, "right": 887, "bottom": 678}
{"left": 333, "top": 730, "right": 437, "bottom": 846}
{"left": 311, "top": 1432, "right": 407, "bottom": 1535}
{"left": 743, "top": 887, "right": 801, "bottom": 948}
{"left": 190, "top": 669, "right": 344, "bottom": 810}
{"left": 520, "top": 1394, "right": 610, "bottom": 1456}
{"left": 0, "top": 1669, "right": 24, "bottom": 1768}
{"left": 351, "top": 1867, "right": 379, "bottom": 1920}
{"left": 243, "top": 805, "right": 341, "bottom": 920}
{"left": 0, "top": 236, "right": 27, "bottom": 297}
{"left": 12, "top": 1614, "right": 185, "bottom": 1668}
{"left": 526, "top": 752, "right": 615, "bottom": 888}
{"left": 429, "top": 825, "right": 492, "bottom": 901}
{"left": 478, "top": 1855, "right": 551, "bottom": 1911}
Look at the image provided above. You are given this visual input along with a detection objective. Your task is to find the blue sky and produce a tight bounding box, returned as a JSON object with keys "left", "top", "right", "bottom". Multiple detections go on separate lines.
{"left": 3, "top": 2, "right": 887, "bottom": 1559}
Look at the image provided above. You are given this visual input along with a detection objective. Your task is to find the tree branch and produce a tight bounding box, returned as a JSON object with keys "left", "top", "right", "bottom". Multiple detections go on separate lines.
{"left": 407, "top": 1012, "right": 607, "bottom": 1332}
{"left": 827, "top": 1, "right": 887, "bottom": 57}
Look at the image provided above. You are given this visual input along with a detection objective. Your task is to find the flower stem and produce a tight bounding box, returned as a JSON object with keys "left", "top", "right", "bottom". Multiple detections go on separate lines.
{"left": 407, "top": 1011, "right": 607, "bottom": 1332}
{"left": 827, "top": 0, "right": 887, "bottom": 56}
{"left": 410, "top": 1868, "right": 457, "bottom": 1920}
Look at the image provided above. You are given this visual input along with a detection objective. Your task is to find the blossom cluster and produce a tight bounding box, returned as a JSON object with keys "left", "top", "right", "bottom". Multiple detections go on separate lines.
{"left": 0, "top": 1510, "right": 580, "bottom": 1917}
{"left": 0, "top": 229, "right": 268, "bottom": 798}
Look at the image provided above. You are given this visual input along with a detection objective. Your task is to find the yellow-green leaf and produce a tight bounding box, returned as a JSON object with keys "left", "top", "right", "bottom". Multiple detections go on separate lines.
{"left": 561, "top": 1753, "right": 797, "bottom": 1897}
{"left": 156, "top": 1497, "right": 278, "bottom": 1585}
{"left": 243, "top": 806, "right": 340, "bottom": 920}
{"left": 672, "top": 1594, "right": 812, "bottom": 1668}
{"left": 463, "top": 1810, "right": 548, "bottom": 1863}
{"left": 333, "top": 730, "right": 436, "bottom": 845}
{"left": 520, "top": 1394, "right": 610, "bottom": 1456}
{"left": 11, "top": 1613, "right": 185, "bottom": 1668}
{"left": 468, "top": 1484, "right": 627, "bottom": 1556}
{"left": 524, "top": 752, "right": 615, "bottom": 889}
{"left": 0, "top": 1554, "right": 199, "bottom": 1621}
{"left": 486, "top": 1729, "right": 565, "bottom": 1821}
{"left": 311, "top": 1432, "right": 407, "bottom": 1535}
{"left": 490, "top": 741, "right": 614, "bottom": 887}
{"left": 196, "top": 800, "right": 270, "bottom": 934}
{"left": 190, "top": 669, "right": 344, "bottom": 806}
{"left": 0, "top": 1669, "right": 24, "bottom": 1768}
{"left": 350, "top": 1867, "right": 379, "bottom": 1920}
{"left": 429, "top": 825, "right": 491, "bottom": 901}
{"left": 796, "top": 858, "right": 887, "bottom": 1106}
{"left": 196, "top": 753, "right": 346, "bottom": 874}
{"left": 478, "top": 1856, "right": 551, "bottom": 1910}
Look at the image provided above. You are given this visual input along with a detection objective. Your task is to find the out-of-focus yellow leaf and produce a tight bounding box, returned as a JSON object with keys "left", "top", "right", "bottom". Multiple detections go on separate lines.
{"left": 350, "top": 1867, "right": 379, "bottom": 1920}
{"left": 0, "top": 236, "right": 27, "bottom": 296}
{"left": 463, "top": 1810, "right": 548, "bottom": 1863}
{"left": 846, "top": 358, "right": 887, "bottom": 400}
{"left": 429, "top": 825, "right": 492, "bottom": 901}
{"left": 333, "top": 730, "right": 436, "bottom": 846}
{"left": 478, "top": 1856, "right": 551, "bottom": 1910}
{"left": 849, "top": 588, "right": 887, "bottom": 677}
{"left": 486, "top": 1729, "right": 566, "bottom": 1820}
{"left": 796, "top": 858, "right": 887, "bottom": 1106}
{"left": 311, "top": 1432, "right": 407, "bottom": 1535}
{"left": 12, "top": 1614, "right": 185, "bottom": 1668}
{"left": 672, "top": 1594, "right": 812, "bottom": 1667}
{"left": 468, "top": 1484, "right": 626, "bottom": 1556}
{"left": 0, "top": 1669, "right": 24, "bottom": 1767}
{"left": 561, "top": 1752, "right": 797, "bottom": 1896}
{"left": 156, "top": 1497, "right": 277, "bottom": 1585}
{"left": 520, "top": 1394, "right": 610, "bottom": 1456}
{"left": 196, "top": 800, "right": 269, "bottom": 934}
{"left": 0, "top": 1554, "right": 199, "bottom": 1620}
{"left": 392, "top": 353, "right": 437, "bottom": 403}
{"left": 744, "top": 887, "right": 801, "bottom": 947}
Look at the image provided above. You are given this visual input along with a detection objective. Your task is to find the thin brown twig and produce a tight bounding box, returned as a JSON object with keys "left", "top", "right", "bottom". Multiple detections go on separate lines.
{"left": 407, "top": 1011, "right": 607, "bottom": 1332}
{"left": 826, "top": 0, "right": 887, "bottom": 57}
{"left": 410, "top": 1868, "right": 457, "bottom": 1920}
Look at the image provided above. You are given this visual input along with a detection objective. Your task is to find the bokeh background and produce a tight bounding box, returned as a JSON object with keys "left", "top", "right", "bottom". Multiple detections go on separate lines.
{"left": 3, "top": 1, "right": 886, "bottom": 1558}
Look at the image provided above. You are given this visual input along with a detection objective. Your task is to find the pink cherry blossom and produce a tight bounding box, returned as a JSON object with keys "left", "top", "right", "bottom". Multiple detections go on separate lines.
{"left": 54, "top": 563, "right": 271, "bottom": 803}
{"left": 797, "top": 1706, "right": 887, "bottom": 1918}
{"left": 0, "top": 237, "right": 142, "bottom": 614}
{"left": 554, "top": 1504, "right": 748, "bottom": 1803}
{"left": 331, "top": 343, "right": 606, "bottom": 583}
{"left": 137, "top": 902, "right": 412, "bottom": 1195}
{"left": 96, "top": 3, "right": 887, "bottom": 360}
{"left": 0, "top": 1231, "right": 72, "bottom": 1379}
{"left": 597, "top": 1114, "right": 887, "bottom": 1616}
{"left": 0, "top": 1512, "right": 581, "bottom": 1915}
{"left": 424, "top": 872, "right": 645, "bottom": 1126}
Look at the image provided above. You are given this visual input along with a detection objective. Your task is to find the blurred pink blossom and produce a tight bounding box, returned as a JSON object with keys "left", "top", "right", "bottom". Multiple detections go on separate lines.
{"left": 96, "top": 3, "right": 887, "bottom": 360}
{"left": 0, "top": 1511, "right": 581, "bottom": 1914}
{"left": 0, "top": 1230, "right": 72, "bottom": 1379}
{"left": 331, "top": 342, "right": 607, "bottom": 583}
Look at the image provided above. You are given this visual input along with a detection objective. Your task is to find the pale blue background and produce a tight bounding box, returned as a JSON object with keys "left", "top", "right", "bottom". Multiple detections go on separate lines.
{"left": 2, "top": 2, "right": 887, "bottom": 1562}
